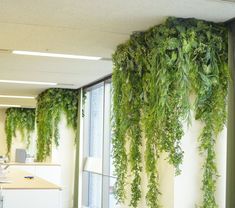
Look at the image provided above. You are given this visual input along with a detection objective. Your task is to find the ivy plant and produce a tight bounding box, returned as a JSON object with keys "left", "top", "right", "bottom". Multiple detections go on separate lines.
{"left": 5, "top": 108, "right": 36, "bottom": 155}
{"left": 36, "top": 88, "right": 80, "bottom": 161}
{"left": 112, "top": 17, "right": 228, "bottom": 208}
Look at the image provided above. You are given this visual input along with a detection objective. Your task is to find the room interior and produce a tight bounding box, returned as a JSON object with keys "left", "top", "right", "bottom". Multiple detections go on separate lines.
{"left": 0, "top": 1, "right": 235, "bottom": 208}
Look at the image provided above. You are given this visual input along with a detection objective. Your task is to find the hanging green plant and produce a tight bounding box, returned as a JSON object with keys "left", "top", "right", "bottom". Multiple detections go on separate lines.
{"left": 189, "top": 20, "right": 229, "bottom": 207}
{"left": 36, "top": 88, "right": 80, "bottom": 162}
{"left": 112, "top": 17, "right": 228, "bottom": 208}
{"left": 5, "top": 108, "right": 36, "bottom": 155}
{"left": 112, "top": 36, "right": 144, "bottom": 206}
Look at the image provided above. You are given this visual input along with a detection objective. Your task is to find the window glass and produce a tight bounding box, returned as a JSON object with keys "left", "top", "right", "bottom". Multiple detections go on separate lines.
{"left": 82, "top": 80, "right": 118, "bottom": 208}
{"left": 89, "top": 85, "right": 104, "bottom": 158}
{"left": 88, "top": 173, "right": 102, "bottom": 208}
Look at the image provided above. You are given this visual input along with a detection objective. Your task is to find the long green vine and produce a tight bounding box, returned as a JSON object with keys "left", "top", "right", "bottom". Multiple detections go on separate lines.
{"left": 113, "top": 37, "right": 143, "bottom": 206}
{"left": 36, "top": 88, "right": 79, "bottom": 161}
{"left": 5, "top": 108, "right": 36, "bottom": 154}
{"left": 191, "top": 20, "right": 229, "bottom": 207}
{"left": 112, "top": 17, "right": 228, "bottom": 207}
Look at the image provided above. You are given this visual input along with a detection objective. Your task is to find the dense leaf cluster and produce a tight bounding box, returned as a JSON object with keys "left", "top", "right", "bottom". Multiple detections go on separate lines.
{"left": 5, "top": 108, "right": 35, "bottom": 155}
{"left": 36, "top": 88, "right": 79, "bottom": 161}
{"left": 112, "top": 17, "right": 228, "bottom": 207}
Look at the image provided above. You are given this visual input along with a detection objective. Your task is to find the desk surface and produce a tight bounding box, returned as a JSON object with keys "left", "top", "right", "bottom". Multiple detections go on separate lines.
{"left": 0, "top": 168, "right": 61, "bottom": 190}
{"left": 6, "top": 162, "right": 60, "bottom": 166}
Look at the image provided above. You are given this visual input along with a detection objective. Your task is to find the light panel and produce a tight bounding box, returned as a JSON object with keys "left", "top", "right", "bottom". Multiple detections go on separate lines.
{"left": 12, "top": 50, "right": 102, "bottom": 61}
{"left": 0, "top": 79, "right": 57, "bottom": 86}
{"left": 0, "top": 104, "right": 21, "bottom": 108}
{"left": 0, "top": 95, "right": 35, "bottom": 99}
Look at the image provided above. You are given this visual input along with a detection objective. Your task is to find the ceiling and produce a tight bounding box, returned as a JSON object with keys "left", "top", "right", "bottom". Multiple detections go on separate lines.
{"left": 0, "top": 0, "right": 234, "bottom": 107}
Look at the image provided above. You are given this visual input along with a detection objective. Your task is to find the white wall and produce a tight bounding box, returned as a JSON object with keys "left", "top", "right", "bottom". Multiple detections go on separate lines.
{"left": 51, "top": 114, "right": 76, "bottom": 208}
{"left": 174, "top": 111, "right": 227, "bottom": 208}
{"left": 0, "top": 109, "right": 7, "bottom": 156}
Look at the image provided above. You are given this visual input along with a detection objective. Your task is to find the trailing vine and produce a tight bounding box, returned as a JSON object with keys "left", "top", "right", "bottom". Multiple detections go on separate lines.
{"left": 5, "top": 108, "right": 36, "bottom": 154}
{"left": 189, "top": 19, "right": 229, "bottom": 207}
{"left": 36, "top": 88, "right": 79, "bottom": 162}
{"left": 112, "top": 17, "right": 228, "bottom": 207}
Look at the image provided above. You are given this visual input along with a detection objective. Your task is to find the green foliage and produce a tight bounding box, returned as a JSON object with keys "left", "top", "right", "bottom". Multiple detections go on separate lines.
{"left": 5, "top": 108, "right": 35, "bottom": 154}
{"left": 112, "top": 17, "right": 228, "bottom": 207}
{"left": 112, "top": 37, "right": 143, "bottom": 206}
{"left": 36, "top": 88, "right": 79, "bottom": 161}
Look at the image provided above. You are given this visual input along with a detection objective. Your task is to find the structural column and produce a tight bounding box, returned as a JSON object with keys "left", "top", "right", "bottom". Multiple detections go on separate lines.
{"left": 226, "top": 20, "right": 235, "bottom": 208}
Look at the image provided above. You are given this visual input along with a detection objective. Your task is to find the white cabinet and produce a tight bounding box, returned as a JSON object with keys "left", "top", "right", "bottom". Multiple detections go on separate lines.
{"left": 0, "top": 167, "right": 62, "bottom": 208}
{"left": 1, "top": 189, "right": 61, "bottom": 208}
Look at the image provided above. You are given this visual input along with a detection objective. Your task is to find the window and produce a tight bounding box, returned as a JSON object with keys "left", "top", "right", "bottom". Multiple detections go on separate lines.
{"left": 82, "top": 79, "right": 118, "bottom": 208}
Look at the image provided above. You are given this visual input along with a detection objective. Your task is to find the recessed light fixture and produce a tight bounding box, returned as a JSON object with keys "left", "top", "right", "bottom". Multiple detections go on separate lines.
{"left": 0, "top": 80, "right": 57, "bottom": 86}
{"left": 12, "top": 50, "right": 102, "bottom": 61}
{"left": 0, "top": 95, "right": 35, "bottom": 99}
{"left": 0, "top": 104, "right": 21, "bottom": 108}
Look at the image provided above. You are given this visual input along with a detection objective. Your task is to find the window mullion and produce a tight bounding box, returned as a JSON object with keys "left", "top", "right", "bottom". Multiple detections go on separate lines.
{"left": 102, "top": 82, "right": 111, "bottom": 208}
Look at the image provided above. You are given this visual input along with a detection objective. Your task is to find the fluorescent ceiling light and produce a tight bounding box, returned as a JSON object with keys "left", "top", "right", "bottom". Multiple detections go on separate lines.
{"left": 12, "top": 50, "right": 102, "bottom": 61}
{"left": 0, "top": 95, "right": 35, "bottom": 99}
{"left": 0, "top": 104, "right": 21, "bottom": 108}
{"left": 0, "top": 80, "right": 57, "bottom": 86}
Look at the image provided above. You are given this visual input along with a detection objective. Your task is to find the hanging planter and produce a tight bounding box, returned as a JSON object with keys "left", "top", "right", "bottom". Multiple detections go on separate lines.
{"left": 5, "top": 108, "right": 36, "bottom": 155}
{"left": 112, "top": 17, "right": 228, "bottom": 207}
{"left": 36, "top": 88, "right": 80, "bottom": 162}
